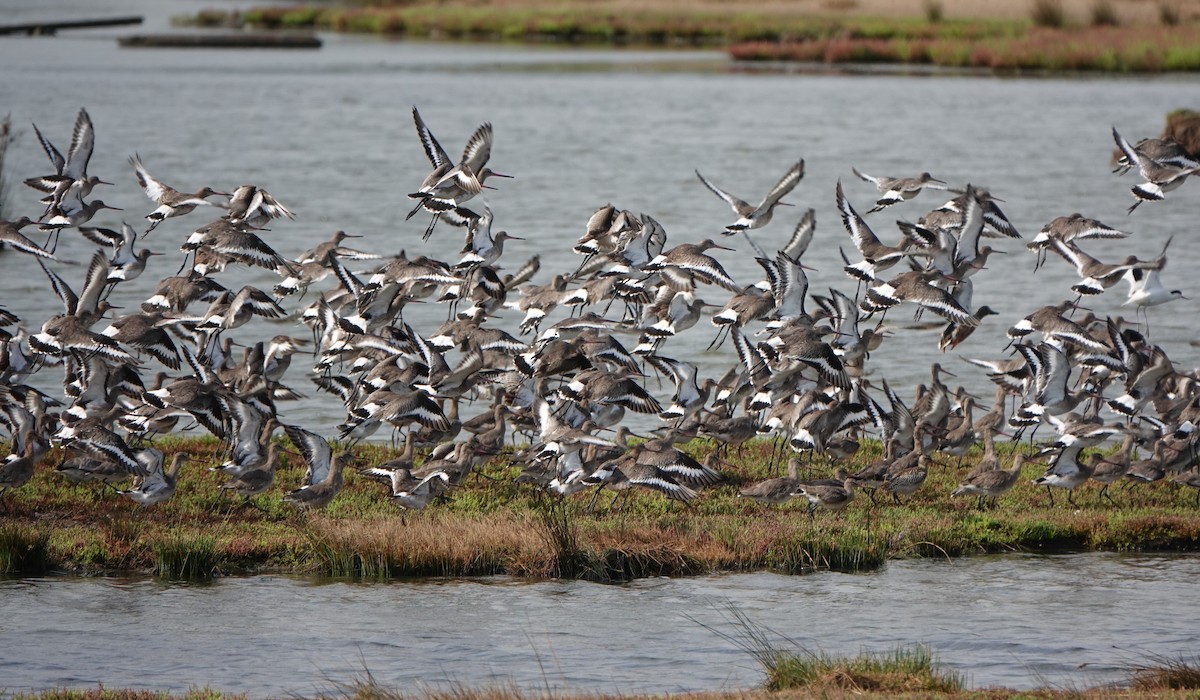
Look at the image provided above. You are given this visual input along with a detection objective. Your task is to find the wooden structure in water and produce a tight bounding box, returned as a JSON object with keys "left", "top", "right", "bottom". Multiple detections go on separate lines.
{"left": 0, "top": 16, "right": 143, "bottom": 36}
{"left": 118, "top": 33, "right": 322, "bottom": 49}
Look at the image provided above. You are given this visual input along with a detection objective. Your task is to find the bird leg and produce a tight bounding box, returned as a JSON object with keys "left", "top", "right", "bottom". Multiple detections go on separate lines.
{"left": 585, "top": 484, "right": 604, "bottom": 513}
{"left": 740, "top": 230, "right": 767, "bottom": 259}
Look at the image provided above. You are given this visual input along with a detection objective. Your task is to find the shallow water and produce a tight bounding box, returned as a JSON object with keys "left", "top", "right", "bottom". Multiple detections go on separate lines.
{"left": 3, "top": 1, "right": 1200, "bottom": 434}
{"left": 2, "top": 552, "right": 1199, "bottom": 695}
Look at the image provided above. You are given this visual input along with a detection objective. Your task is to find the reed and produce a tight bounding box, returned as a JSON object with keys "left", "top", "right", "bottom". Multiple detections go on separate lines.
{"left": 0, "top": 522, "right": 50, "bottom": 575}
{"left": 152, "top": 532, "right": 219, "bottom": 580}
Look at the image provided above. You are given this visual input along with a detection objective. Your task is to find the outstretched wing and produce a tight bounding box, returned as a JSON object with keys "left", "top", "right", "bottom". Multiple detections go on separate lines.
{"left": 412, "top": 106, "right": 452, "bottom": 169}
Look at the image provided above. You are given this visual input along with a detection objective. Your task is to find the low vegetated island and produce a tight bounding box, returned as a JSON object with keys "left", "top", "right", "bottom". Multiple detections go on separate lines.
{"left": 178, "top": 0, "right": 1200, "bottom": 72}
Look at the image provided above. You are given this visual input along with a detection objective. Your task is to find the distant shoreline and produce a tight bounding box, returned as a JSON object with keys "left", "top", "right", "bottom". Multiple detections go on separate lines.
{"left": 177, "top": 0, "right": 1200, "bottom": 73}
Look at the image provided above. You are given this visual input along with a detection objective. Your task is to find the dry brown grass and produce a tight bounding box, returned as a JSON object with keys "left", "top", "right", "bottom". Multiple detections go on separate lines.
{"left": 303, "top": 511, "right": 549, "bottom": 577}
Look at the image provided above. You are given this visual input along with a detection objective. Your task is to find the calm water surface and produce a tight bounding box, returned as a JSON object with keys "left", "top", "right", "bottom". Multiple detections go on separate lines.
{"left": 3, "top": 2, "right": 1200, "bottom": 432}
{"left": 2, "top": 553, "right": 1199, "bottom": 695}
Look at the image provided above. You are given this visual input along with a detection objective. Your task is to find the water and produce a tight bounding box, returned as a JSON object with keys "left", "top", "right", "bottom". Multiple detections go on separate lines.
{"left": 2, "top": 552, "right": 1197, "bottom": 695}
{"left": 3, "top": 3, "right": 1200, "bottom": 434}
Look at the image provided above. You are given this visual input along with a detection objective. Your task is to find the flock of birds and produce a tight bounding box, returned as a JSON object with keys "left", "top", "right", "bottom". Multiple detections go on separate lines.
{"left": 2, "top": 105, "right": 1200, "bottom": 521}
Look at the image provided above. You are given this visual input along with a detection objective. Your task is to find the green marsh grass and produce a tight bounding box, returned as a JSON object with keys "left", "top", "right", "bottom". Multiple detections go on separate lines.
{"left": 0, "top": 522, "right": 50, "bottom": 575}
{"left": 152, "top": 532, "right": 219, "bottom": 580}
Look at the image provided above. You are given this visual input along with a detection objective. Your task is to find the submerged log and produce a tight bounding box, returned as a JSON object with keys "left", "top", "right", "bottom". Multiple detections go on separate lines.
{"left": 118, "top": 32, "right": 321, "bottom": 49}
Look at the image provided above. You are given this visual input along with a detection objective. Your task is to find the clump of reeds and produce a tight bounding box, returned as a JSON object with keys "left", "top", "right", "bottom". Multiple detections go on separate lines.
{"left": 1090, "top": 0, "right": 1120, "bottom": 26}
{"left": 303, "top": 525, "right": 399, "bottom": 579}
{"left": 152, "top": 533, "right": 218, "bottom": 580}
{"left": 765, "top": 644, "right": 964, "bottom": 692}
{"left": 1030, "top": 0, "right": 1066, "bottom": 27}
{"left": 1159, "top": 1, "right": 1181, "bottom": 26}
{"left": 0, "top": 522, "right": 50, "bottom": 575}
{"left": 533, "top": 497, "right": 593, "bottom": 579}
{"left": 765, "top": 530, "right": 887, "bottom": 574}
{"left": 698, "top": 602, "right": 962, "bottom": 692}
{"left": 1128, "top": 652, "right": 1200, "bottom": 690}
{"left": 924, "top": 0, "right": 944, "bottom": 23}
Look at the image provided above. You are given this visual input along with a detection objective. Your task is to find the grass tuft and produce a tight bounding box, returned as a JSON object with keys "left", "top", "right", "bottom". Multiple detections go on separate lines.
{"left": 1089, "top": 0, "right": 1120, "bottom": 27}
{"left": 924, "top": 0, "right": 944, "bottom": 23}
{"left": 533, "top": 497, "right": 593, "bottom": 579}
{"left": 1128, "top": 652, "right": 1200, "bottom": 690}
{"left": 152, "top": 533, "right": 219, "bottom": 580}
{"left": 766, "top": 644, "right": 963, "bottom": 692}
{"left": 1030, "top": 0, "right": 1066, "bottom": 28}
{"left": 0, "top": 522, "right": 50, "bottom": 575}
{"left": 698, "top": 602, "right": 962, "bottom": 692}
{"left": 1159, "top": 1, "right": 1181, "bottom": 26}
